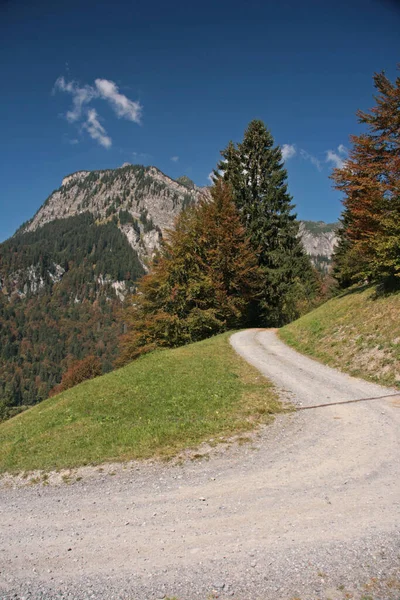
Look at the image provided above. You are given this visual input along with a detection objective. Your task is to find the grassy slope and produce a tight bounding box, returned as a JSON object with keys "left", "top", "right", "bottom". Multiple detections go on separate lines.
{"left": 0, "top": 333, "right": 282, "bottom": 473}
{"left": 280, "top": 285, "right": 400, "bottom": 388}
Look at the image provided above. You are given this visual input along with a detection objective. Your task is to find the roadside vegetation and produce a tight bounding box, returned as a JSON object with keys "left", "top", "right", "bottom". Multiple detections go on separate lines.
{"left": 331, "top": 68, "right": 400, "bottom": 290}
{"left": 281, "top": 69, "right": 400, "bottom": 390}
{"left": 280, "top": 285, "right": 400, "bottom": 388}
{"left": 0, "top": 333, "right": 283, "bottom": 474}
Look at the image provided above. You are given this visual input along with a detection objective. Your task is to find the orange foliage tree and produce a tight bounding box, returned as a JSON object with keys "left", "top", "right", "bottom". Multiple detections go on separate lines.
{"left": 332, "top": 68, "right": 400, "bottom": 287}
{"left": 50, "top": 355, "right": 102, "bottom": 395}
{"left": 118, "top": 181, "right": 263, "bottom": 364}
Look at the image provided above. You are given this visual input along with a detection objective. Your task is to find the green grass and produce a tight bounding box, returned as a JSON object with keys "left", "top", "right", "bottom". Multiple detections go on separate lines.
{"left": 0, "top": 333, "right": 282, "bottom": 474}
{"left": 280, "top": 285, "right": 400, "bottom": 388}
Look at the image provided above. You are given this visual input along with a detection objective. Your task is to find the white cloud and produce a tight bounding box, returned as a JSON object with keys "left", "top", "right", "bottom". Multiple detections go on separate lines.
{"left": 300, "top": 149, "right": 322, "bottom": 171}
{"left": 326, "top": 150, "right": 344, "bottom": 169}
{"left": 54, "top": 76, "right": 142, "bottom": 148}
{"left": 94, "top": 79, "right": 142, "bottom": 123}
{"left": 83, "top": 109, "right": 112, "bottom": 149}
{"left": 207, "top": 171, "right": 215, "bottom": 184}
{"left": 281, "top": 144, "right": 296, "bottom": 161}
{"left": 171, "top": 156, "right": 179, "bottom": 162}
{"left": 54, "top": 76, "right": 96, "bottom": 123}
{"left": 326, "top": 145, "right": 348, "bottom": 169}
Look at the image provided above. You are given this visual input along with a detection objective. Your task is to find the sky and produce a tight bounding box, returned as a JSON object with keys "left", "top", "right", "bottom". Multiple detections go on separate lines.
{"left": 1, "top": 0, "right": 399, "bottom": 242}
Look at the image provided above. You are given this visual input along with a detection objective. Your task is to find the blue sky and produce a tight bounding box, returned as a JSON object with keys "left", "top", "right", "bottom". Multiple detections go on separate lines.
{"left": 1, "top": 0, "right": 399, "bottom": 242}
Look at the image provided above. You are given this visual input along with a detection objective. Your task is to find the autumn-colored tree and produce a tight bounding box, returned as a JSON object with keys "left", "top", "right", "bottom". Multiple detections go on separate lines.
{"left": 332, "top": 68, "right": 400, "bottom": 288}
{"left": 50, "top": 355, "right": 102, "bottom": 395}
{"left": 118, "top": 181, "right": 263, "bottom": 364}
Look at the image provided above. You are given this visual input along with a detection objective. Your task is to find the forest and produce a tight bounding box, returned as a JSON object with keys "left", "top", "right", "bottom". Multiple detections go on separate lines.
{"left": 0, "top": 213, "right": 144, "bottom": 420}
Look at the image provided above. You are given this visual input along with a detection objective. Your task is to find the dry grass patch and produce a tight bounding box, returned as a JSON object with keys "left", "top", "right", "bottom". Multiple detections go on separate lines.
{"left": 280, "top": 285, "right": 400, "bottom": 388}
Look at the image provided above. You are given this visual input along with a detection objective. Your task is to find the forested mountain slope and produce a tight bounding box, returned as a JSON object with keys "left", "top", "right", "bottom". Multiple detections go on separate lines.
{"left": 0, "top": 214, "right": 145, "bottom": 419}
{"left": 0, "top": 166, "right": 209, "bottom": 419}
{"left": 0, "top": 162, "right": 337, "bottom": 420}
{"left": 23, "top": 164, "right": 209, "bottom": 268}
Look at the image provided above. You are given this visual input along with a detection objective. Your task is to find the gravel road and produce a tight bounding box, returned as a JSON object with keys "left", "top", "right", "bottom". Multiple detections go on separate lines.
{"left": 1, "top": 329, "right": 399, "bottom": 600}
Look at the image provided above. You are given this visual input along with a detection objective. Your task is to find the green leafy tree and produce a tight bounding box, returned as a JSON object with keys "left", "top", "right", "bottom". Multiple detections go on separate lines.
{"left": 216, "top": 120, "right": 317, "bottom": 326}
{"left": 118, "top": 181, "right": 263, "bottom": 363}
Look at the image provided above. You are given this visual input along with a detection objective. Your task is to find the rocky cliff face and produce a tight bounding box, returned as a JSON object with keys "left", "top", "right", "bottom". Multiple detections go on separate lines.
{"left": 299, "top": 221, "right": 338, "bottom": 272}
{"left": 25, "top": 164, "right": 210, "bottom": 268}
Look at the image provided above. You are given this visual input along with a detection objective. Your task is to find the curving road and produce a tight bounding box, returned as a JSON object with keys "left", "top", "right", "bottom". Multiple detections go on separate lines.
{"left": 1, "top": 329, "right": 399, "bottom": 599}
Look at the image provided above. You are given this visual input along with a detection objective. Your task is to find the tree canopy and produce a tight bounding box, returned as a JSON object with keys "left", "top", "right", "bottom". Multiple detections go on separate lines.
{"left": 216, "top": 120, "right": 318, "bottom": 325}
{"left": 118, "top": 181, "right": 263, "bottom": 363}
{"left": 332, "top": 68, "right": 400, "bottom": 289}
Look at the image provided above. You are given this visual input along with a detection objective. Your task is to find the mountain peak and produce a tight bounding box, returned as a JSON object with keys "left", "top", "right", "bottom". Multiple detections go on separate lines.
{"left": 25, "top": 163, "right": 210, "bottom": 268}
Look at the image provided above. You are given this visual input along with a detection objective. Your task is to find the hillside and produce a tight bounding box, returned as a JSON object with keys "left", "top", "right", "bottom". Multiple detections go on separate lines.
{"left": 0, "top": 166, "right": 208, "bottom": 420}
{"left": 0, "top": 333, "right": 281, "bottom": 473}
{"left": 0, "top": 162, "right": 337, "bottom": 420}
{"left": 279, "top": 285, "right": 400, "bottom": 388}
{"left": 0, "top": 213, "right": 146, "bottom": 419}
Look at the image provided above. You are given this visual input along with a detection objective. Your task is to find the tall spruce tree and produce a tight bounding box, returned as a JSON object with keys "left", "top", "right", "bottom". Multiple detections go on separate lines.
{"left": 216, "top": 120, "right": 317, "bottom": 326}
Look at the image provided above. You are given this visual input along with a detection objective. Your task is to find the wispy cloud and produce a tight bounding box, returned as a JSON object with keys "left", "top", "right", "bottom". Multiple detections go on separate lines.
{"left": 54, "top": 76, "right": 96, "bottom": 123}
{"left": 326, "top": 144, "right": 348, "bottom": 169}
{"left": 281, "top": 144, "right": 296, "bottom": 161}
{"left": 54, "top": 76, "right": 142, "bottom": 148}
{"left": 300, "top": 149, "right": 322, "bottom": 171}
{"left": 83, "top": 109, "right": 112, "bottom": 148}
{"left": 171, "top": 156, "right": 179, "bottom": 163}
{"left": 94, "top": 79, "right": 142, "bottom": 123}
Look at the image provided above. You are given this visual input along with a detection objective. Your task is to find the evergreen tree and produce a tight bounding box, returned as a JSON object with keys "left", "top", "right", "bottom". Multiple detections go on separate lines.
{"left": 118, "top": 181, "right": 263, "bottom": 363}
{"left": 332, "top": 68, "right": 400, "bottom": 289}
{"left": 216, "top": 120, "right": 317, "bottom": 326}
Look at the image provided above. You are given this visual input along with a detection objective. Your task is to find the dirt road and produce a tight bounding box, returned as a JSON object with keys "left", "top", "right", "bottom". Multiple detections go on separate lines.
{"left": 1, "top": 329, "right": 399, "bottom": 599}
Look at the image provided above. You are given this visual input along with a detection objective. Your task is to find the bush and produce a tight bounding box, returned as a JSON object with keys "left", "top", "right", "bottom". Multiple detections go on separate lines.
{"left": 50, "top": 355, "right": 102, "bottom": 395}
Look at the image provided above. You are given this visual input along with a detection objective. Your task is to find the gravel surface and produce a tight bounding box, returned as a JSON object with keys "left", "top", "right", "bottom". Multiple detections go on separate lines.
{"left": 1, "top": 329, "right": 399, "bottom": 600}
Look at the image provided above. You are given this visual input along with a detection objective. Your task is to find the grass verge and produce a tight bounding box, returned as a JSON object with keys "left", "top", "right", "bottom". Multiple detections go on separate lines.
{"left": 279, "top": 285, "right": 400, "bottom": 388}
{"left": 0, "top": 332, "right": 282, "bottom": 473}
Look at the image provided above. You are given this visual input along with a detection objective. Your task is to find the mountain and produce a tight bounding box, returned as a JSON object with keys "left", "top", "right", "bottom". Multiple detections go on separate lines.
{"left": 23, "top": 164, "right": 209, "bottom": 269}
{"left": 299, "top": 220, "right": 338, "bottom": 273}
{"left": 0, "top": 163, "right": 337, "bottom": 420}
{"left": 20, "top": 164, "right": 338, "bottom": 273}
{"left": 0, "top": 166, "right": 209, "bottom": 420}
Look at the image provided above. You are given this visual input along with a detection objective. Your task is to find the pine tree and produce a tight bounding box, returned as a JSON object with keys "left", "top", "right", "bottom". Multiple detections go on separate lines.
{"left": 216, "top": 120, "right": 317, "bottom": 326}
{"left": 118, "top": 181, "right": 263, "bottom": 363}
{"left": 332, "top": 68, "right": 400, "bottom": 289}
